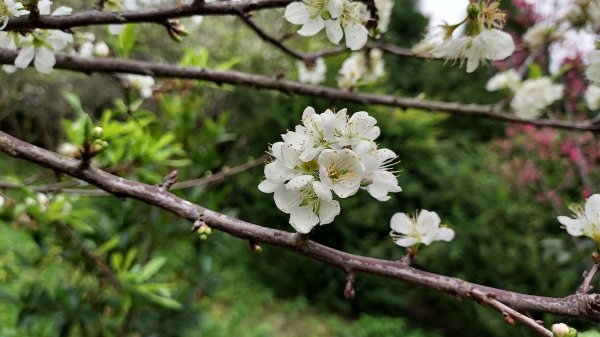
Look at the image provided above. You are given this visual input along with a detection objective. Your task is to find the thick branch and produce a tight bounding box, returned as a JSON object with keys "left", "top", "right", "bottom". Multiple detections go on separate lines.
{"left": 0, "top": 49, "right": 597, "bottom": 132}
{"left": 2, "top": 130, "right": 600, "bottom": 322}
{"left": 4, "top": 0, "right": 293, "bottom": 31}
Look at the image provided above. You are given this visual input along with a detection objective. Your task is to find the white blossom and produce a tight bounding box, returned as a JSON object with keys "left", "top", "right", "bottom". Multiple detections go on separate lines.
{"left": 585, "top": 85, "right": 600, "bottom": 110}
{"left": 373, "top": 0, "right": 393, "bottom": 33}
{"left": 586, "top": 50, "right": 600, "bottom": 85}
{"left": 123, "top": 74, "right": 155, "bottom": 98}
{"left": 259, "top": 106, "right": 400, "bottom": 233}
{"left": 522, "top": 22, "right": 555, "bottom": 48}
{"left": 38, "top": 0, "right": 72, "bottom": 16}
{"left": 15, "top": 30, "right": 74, "bottom": 73}
{"left": 297, "top": 58, "right": 326, "bottom": 85}
{"left": 510, "top": 77, "right": 563, "bottom": 119}
{"left": 432, "top": 29, "right": 515, "bottom": 73}
{"left": 390, "top": 210, "right": 454, "bottom": 247}
{"left": 318, "top": 148, "right": 364, "bottom": 198}
{"left": 558, "top": 194, "right": 600, "bottom": 243}
{"left": 0, "top": 0, "right": 28, "bottom": 30}
{"left": 485, "top": 69, "right": 521, "bottom": 92}
{"left": 271, "top": 178, "right": 341, "bottom": 233}
{"left": 0, "top": 195, "right": 5, "bottom": 208}
{"left": 360, "top": 147, "right": 401, "bottom": 201}
{"left": 324, "top": 0, "right": 369, "bottom": 50}
{"left": 284, "top": 0, "right": 369, "bottom": 50}
{"left": 337, "top": 49, "right": 385, "bottom": 89}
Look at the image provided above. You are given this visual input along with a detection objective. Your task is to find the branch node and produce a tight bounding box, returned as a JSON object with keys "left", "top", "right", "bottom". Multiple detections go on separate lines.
{"left": 344, "top": 271, "right": 355, "bottom": 300}
{"left": 158, "top": 170, "right": 179, "bottom": 191}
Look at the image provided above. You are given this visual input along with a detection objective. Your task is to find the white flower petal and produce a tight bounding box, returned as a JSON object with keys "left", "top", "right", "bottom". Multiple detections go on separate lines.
{"left": 325, "top": 19, "right": 343, "bottom": 44}
{"left": 343, "top": 22, "right": 368, "bottom": 50}
{"left": 312, "top": 181, "right": 332, "bottom": 202}
{"left": 284, "top": 2, "right": 310, "bottom": 25}
{"left": 289, "top": 205, "right": 319, "bottom": 233}
{"left": 298, "top": 17, "right": 325, "bottom": 36}
{"left": 390, "top": 213, "right": 412, "bottom": 234}
{"left": 394, "top": 237, "right": 419, "bottom": 247}
{"left": 557, "top": 216, "right": 584, "bottom": 236}
{"left": 34, "top": 47, "right": 55, "bottom": 73}
{"left": 319, "top": 200, "right": 340, "bottom": 225}
{"left": 14, "top": 45, "right": 35, "bottom": 69}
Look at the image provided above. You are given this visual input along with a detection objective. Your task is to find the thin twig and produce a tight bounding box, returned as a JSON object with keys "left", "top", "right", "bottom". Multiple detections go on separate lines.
{"left": 470, "top": 289, "right": 553, "bottom": 337}
{"left": 0, "top": 156, "right": 265, "bottom": 196}
{"left": 579, "top": 263, "right": 600, "bottom": 294}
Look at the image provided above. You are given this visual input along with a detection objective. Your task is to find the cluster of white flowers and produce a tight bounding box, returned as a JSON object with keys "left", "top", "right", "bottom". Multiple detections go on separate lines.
{"left": 337, "top": 49, "right": 385, "bottom": 90}
{"left": 585, "top": 85, "right": 600, "bottom": 110}
{"left": 390, "top": 209, "right": 455, "bottom": 247}
{"left": 0, "top": 1, "right": 73, "bottom": 74}
{"left": 258, "top": 106, "right": 401, "bottom": 233}
{"left": 558, "top": 194, "right": 600, "bottom": 243}
{"left": 77, "top": 33, "right": 110, "bottom": 58}
{"left": 122, "top": 74, "right": 156, "bottom": 98}
{"left": 284, "top": 0, "right": 369, "bottom": 50}
{"left": 487, "top": 73, "right": 564, "bottom": 120}
{"left": 586, "top": 50, "right": 600, "bottom": 85}
{"left": 297, "top": 58, "right": 327, "bottom": 85}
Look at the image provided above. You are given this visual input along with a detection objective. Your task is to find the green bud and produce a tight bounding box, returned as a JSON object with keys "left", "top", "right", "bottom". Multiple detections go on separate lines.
{"left": 203, "top": 226, "right": 212, "bottom": 235}
{"left": 100, "top": 141, "right": 109, "bottom": 148}
{"left": 467, "top": 3, "right": 480, "bottom": 16}
{"left": 92, "top": 126, "right": 103, "bottom": 139}
{"left": 92, "top": 144, "right": 103, "bottom": 152}
{"left": 199, "top": 234, "right": 208, "bottom": 240}
{"left": 552, "top": 323, "right": 577, "bottom": 337}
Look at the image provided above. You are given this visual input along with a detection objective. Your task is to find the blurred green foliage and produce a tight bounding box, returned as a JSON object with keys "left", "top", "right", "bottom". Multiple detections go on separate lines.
{"left": 0, "top": 1, "right": 598, "bottom": 337}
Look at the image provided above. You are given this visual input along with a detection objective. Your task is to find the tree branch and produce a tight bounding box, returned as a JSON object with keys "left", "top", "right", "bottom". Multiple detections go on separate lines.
{"left": 0, "top": 49, "right": 597, "bottom": 132}
{"left": 2, "top": 130, "right": 600, "bottom": 323}
{"left": 4, "top": 0, "right": 294, "bottom": 31}
{"left": 470, "top": 289, "right": 553, "bottom": 337}
{"left": 0, "top": 156, "right": 265, "bottom": 196}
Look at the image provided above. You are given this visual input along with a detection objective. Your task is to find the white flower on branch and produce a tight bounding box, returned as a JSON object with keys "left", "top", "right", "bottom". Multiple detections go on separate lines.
{"left": 123, "top": 74, "right": 155, "bottom": 98}
{"left": 14, "top": 30, "right": 73, "bottom": 73}
{"left": 585, "top": 85, "right": 600, "bottom": 110}
{"left": 522, "top": 22, "right": 560, "bottom": 48}
{"left": 586, "top": 50, "right": 600, "bottom": 85}
{"left": 284, "top": 0, "right": 369, "bottom": 50}
{"left": 486, "top": 69, "right": 521, "bottom": 92}
{"left": 337, "top": 49, "right": 385, "bottom": 90}
{"left": 390, "top": 210, "right": 454, "bottom": 247}
{"left": 259, "top": 107, "right": 400, "bottom": 233}
{"left": 558, "top": 194, "right": 600, "bottom": 243}
{"left": 510, "top": 77, "right": 563, "bottom": 120}
{"left": 432, "top": 29, "right": 515, "bottom": 73}
{"left": 318, "top": 148, "right": 364, "bottom": 198}
{"left": 38, "top": 0, "right": 72, "bottom": 16}
{"left": 359, "top": 147, "right": 401, "bottom": 201}
{"left": 297, "top": 58, "right": 326, "bottom": 85}
{"left": 0, "top": 0, "right": 28, "bottom": 30}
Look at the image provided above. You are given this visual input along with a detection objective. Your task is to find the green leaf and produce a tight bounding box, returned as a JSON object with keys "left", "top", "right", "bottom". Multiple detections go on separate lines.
{"left": 137, "top": 256, "right": 166, "bottom": 281}
{"left": 528, "top": 63, "right": 543, "bottom": 79}
{"left": 96, "top": 235, "right": 121, "bottom": 255}
{"left": 117, "top": 24, "right": 138, "bottom": 58}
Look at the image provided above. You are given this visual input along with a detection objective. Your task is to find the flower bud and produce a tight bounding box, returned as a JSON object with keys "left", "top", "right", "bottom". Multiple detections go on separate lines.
{"left": 551, "top": 323, "right": 576, "bottom": 337}
{"left": 92, "top": 144, "right": 103, "bottom": 152}
{"left": 94, "top": 42, "right": 110, "bottom": 57}
{"left": 199, "top": 233, "right": 208, "bottom": 240}
{"left": 92, "top": 126, "right": 103, "bottom": 139}
{"left": 467, "top": 3, "right": 480, "bottom": 16}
